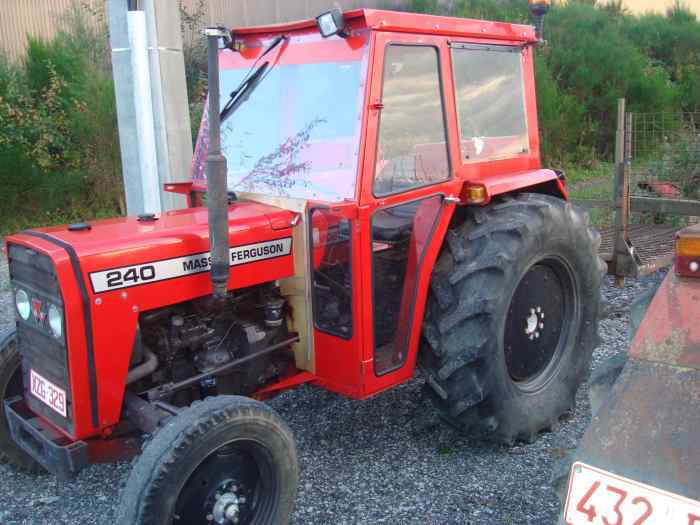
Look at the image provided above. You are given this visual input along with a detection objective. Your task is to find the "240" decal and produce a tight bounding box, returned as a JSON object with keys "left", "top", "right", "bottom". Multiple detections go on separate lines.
{"left": 89, "top": 238, "right": 292, "bottom": 293}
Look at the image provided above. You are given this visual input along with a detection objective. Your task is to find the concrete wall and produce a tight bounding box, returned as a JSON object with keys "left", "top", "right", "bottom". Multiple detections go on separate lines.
{"left": 0, "top": 0, "right": 410, "bottom": 62}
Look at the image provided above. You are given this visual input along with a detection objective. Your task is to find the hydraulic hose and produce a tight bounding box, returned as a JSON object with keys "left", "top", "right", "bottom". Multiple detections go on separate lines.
{"left": 126, "top": 348, "right": 159, "bottom": 385}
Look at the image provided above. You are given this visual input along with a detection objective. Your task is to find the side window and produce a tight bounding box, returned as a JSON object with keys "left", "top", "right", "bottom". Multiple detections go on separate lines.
{"left": 310, "top": 208, "right": 352, "bottom": 338}
{"left": 451, "top": 44, "right": 529, "bottom": 162}
{"left": 373, "top": 45, "right": 449, "bottom": 196}
{"left": 372, "top": 195, "right": 443, "bottom": 375}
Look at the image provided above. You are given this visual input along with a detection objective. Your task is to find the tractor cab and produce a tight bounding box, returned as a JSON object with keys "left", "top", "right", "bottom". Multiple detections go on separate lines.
{"left": 190, "top": 9, "right": 544, "bottom": 205}
{"left": 186, "top": 9, "right": 551, "bottom": 397}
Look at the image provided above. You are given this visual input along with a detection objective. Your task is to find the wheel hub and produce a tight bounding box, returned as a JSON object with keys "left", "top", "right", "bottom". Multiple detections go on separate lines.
{"left": 524, "top": 306, "right": 545, "bottom": 340}
{"left": 504, "top": 259, "right": 575, "bottom": 390}
{"left": 205, "top": 478, "right": 250, "bottom": 525}
{"left": 211, "top": 485, "right": 245, "bottom": 525}
{"left": 175, "top": 445, "right": 261, "bottom": 525}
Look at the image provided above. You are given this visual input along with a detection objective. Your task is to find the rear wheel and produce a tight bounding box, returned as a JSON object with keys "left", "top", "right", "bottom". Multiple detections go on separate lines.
{"left": 419, "top": 193, "right": 604, "bottom": 444}
{"left": 117, "top": 396, "right": 298, "bottom": 525}
{"left": 0, "top": 329, "right": 42, "bottom": 472}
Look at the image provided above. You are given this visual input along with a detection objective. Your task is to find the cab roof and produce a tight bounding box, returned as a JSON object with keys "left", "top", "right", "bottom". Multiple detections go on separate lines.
{"left": 233, "top": 8, "right": 537, "bottom": 44}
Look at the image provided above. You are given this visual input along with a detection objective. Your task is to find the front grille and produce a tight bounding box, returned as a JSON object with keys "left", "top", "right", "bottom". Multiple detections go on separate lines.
{"left": 8, "top": 243, "right": 73, "bottom": 434}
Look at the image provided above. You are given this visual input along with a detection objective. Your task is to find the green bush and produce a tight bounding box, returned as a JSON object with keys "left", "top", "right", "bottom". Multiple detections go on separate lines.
{"left": 544, "top": 3, "right": 679, "bottom": 158}
{"left": 409, "top": 0, "right": 698, "bottom": 166}
{"left": 534, "top": 57, "right": 591, "bottom": 164}
{"left": 0, "top": 2, "right": 122, "bottom": 235}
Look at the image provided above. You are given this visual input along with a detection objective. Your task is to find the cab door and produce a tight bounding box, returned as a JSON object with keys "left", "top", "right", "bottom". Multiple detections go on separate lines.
{"left": 307, "top": 203, "right": 364, "bottom": 397}
{"left": 359, "top": 31, "right": 462, "bottom": 395}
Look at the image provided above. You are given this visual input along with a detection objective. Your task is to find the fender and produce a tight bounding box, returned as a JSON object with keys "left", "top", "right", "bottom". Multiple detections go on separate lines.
{"left": 461, "top": 168, "right": 568, "bottom": 204}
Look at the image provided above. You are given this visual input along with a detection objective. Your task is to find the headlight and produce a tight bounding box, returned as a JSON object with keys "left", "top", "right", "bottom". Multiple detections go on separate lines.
{"left": 15, "top": 289, "right": 30, "bottom": 320}
{"left": 48, "top": 304, "right": 63, "bottom": 339}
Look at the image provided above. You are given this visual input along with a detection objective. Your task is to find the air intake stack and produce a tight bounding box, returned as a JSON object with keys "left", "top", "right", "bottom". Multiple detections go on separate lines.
{"left": 204, "top": 27, "right": 231, "bottom": 299}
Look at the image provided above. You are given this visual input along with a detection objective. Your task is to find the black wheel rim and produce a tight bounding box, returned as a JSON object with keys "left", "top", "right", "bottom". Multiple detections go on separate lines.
{"left": 504, "top": 257, "right": 578, "bottom": 393}
{"left": 173, "top": 440, "right": 277, "bottom": 525}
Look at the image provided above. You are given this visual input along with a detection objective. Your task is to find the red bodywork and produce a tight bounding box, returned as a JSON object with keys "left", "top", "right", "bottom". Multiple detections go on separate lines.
{"left": 6, "top": 9, "right": 565, "bottom": 442}
{"left": 6, "top": 203, "right": 296, "bottom": 438}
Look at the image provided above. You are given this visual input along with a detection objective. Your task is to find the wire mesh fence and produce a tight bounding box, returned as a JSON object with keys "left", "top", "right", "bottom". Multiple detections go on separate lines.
{"left": 629, "top": 112, "right": 700, "bottom": 201}
{"left": 627, "top": 111, "right": 700, "bottom": 227}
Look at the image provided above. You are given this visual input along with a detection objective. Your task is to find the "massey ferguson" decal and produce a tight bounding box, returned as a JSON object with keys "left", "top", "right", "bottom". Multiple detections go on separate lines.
{"left": 89, "top": 237, "right": 292, "bottom": 293}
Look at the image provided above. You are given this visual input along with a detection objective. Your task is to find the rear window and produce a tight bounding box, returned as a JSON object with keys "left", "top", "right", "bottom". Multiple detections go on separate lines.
{"left": 451, "top": 44, "right": 529, "bottom": 163}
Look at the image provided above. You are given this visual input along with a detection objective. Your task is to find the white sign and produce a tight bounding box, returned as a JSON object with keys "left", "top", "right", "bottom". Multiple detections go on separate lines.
{"left": 565, "top": 462, "right": 700, "bottom": 525}
{"left": 30, "top": 369, "right": 67, "bottom": 418}
{"left": 89, "top": 237, "right": 292, "bottom": 293}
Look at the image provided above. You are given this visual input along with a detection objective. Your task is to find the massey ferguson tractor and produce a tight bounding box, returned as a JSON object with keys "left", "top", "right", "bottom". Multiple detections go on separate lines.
{"left": 1, "top": 3, "right": 604, "bottom": 524}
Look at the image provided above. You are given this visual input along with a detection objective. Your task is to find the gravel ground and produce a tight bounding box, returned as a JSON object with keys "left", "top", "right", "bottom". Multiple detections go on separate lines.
{"left": 0, "top": 249, "right": 666, "bottom": 525}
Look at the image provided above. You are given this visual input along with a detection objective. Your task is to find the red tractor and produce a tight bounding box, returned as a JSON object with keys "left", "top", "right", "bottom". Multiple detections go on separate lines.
{"left": 1, "top": 4, "right": 603, "bottom": 524}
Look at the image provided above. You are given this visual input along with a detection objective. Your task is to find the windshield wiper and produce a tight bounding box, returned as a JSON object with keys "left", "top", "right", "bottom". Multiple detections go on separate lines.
{"left": 220, "top": 62, "right": 269, "bottom": 122}
{"left": 220, "top": 35, "right": 288, "bottom": 123}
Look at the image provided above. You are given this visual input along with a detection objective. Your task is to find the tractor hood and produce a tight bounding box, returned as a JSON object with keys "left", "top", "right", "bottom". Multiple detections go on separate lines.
{"left": 7, "top": 200, "right": 298, "bottom": 305}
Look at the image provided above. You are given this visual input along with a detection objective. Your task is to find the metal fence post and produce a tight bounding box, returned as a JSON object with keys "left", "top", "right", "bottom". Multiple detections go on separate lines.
{"left": 611, "top": 98, "right": 641, "bottom": 284}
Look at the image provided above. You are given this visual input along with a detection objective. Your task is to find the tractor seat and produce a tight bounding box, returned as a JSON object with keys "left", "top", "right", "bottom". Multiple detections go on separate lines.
{"left": 372, "top": 201, "right": 420, "bottom": 243}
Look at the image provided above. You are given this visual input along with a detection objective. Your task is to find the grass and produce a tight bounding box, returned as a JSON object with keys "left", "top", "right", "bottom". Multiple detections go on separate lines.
{"left": 566, "top": 163, "right": 615, "bottom": 227}
{"left": 566, "top": 163, "right": 613, "bottom": 187}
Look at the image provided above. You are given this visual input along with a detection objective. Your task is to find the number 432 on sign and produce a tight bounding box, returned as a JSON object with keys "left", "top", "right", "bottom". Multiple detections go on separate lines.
{"left": 564, "top": 462, "right": 700, "bottom": 525}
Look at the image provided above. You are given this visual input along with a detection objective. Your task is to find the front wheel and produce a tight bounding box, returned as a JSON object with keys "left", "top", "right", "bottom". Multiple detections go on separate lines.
{"left": 0, "top": 329, "right": 42, "bottom": 472}
{"left": 420, "top": 193, "right": 605, "bottom": 444}
{"left": 117, "top": 396, "right": 298, "bottom": 525}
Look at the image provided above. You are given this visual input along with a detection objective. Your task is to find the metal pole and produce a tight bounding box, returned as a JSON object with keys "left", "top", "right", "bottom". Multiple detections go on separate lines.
{"left": 128, "top": 11, "right": 161, "bottom": 214}
{"left": 623, "top": 112, "right": 633, "bottom": 234}
{"left": 205, "top": 28, "right": 230, "bottom": 299}
{"left": 108, "top": 0, "right": 143, "bottom": 214}
{"left": 612, "top": 98, "right": 626, "bottom": 285}
{"left": 143, "top": 0, "right": 191, "bottom": 211}
{"left": 611, "top": 98, "right": 637, "bottom": 285}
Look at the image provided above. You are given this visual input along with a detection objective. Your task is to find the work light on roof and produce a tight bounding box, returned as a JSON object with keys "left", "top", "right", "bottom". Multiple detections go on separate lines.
{"left": 528, "top": 0, "right": 551, "bottom": 42}
{"left": 316, "top": 9, "right": 347, "bottom": 38}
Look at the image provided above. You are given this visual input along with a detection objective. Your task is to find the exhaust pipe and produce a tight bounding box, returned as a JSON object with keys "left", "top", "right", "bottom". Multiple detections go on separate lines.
{"left": 204, "top": 27, "right": 231, "bottom": 299}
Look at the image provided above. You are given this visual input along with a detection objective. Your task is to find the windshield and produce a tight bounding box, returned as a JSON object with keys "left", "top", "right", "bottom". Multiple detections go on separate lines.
{"left": 191, "top": 32, "right": 369, "bottom": 203}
